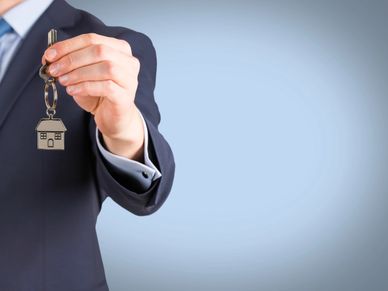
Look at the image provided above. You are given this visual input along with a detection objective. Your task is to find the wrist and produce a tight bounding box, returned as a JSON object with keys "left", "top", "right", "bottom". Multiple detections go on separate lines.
{"left": 101, "top": 105, "right": 145, "bottom": 162}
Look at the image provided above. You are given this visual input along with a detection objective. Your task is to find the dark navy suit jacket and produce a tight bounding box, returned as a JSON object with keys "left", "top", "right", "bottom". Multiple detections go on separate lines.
{"left": 0, "top": 0, "right": 175, "bottom": 290}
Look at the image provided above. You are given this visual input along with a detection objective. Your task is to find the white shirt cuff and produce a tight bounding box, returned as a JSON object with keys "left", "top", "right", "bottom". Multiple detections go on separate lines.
{"left": 95, "top": 111, "right": 162, "bottom": 184}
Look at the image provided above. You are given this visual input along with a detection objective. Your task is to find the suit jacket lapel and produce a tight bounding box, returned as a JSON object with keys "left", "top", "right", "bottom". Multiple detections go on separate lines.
{"left": 0, "top": 0, "right": 77, "bottom": 130}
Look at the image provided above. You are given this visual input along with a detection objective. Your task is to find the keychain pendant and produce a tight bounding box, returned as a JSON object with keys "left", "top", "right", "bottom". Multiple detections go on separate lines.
{"left": 36, "top": 117, "right": 67, "bottom": 150}
{"left": 35, "top": 79, "right": 67, "bottom": 150}
{"left": 35, "top": 29, "right": 67, "bottom": 151}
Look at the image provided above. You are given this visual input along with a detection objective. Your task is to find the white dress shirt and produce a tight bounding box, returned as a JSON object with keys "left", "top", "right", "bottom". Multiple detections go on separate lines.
{"left": 0, "top": 0, "right": 161, "bottom": 190}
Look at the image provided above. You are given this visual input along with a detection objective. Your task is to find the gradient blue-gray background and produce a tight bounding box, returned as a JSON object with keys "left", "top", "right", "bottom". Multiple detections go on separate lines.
{"left": 67, "top": 1, "right": 388, "bottom": 290}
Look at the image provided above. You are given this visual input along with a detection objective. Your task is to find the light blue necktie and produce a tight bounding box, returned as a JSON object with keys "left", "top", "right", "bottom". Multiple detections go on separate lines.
{"left": 0, "top": 18, "right": 13, "bottom": 82}
{"left": 0, "top": 18, "right": 12, "bottom": 38}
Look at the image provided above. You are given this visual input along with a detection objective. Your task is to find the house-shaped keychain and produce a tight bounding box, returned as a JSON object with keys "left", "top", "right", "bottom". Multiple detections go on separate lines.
{"left": 35, "top": 118, "right": 67, "bottom": 150}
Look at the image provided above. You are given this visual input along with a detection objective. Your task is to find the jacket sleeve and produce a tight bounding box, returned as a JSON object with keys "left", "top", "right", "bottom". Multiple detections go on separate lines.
{"left": 88, "top": 31, "right": 175, "bottom": 216}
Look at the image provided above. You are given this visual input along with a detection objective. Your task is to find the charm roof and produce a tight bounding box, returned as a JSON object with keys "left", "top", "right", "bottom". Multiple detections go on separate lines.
{"left": 35, "top": 118, "right": 67, "bottom": 132}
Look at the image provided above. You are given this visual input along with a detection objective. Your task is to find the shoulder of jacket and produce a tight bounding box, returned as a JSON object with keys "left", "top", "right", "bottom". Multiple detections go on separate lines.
{"left": 70, "top": 6, "right": 151, "bottom": 44}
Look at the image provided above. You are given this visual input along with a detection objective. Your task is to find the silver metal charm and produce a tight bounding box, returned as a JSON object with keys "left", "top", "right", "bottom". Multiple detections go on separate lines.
{"left": 35, "top": 29, "right": 67, "bottom": 150}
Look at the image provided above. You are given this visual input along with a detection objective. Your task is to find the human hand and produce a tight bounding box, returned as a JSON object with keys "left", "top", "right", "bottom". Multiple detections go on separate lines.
{"left": 41, "top": 33, "right": 144, "bottom": 161}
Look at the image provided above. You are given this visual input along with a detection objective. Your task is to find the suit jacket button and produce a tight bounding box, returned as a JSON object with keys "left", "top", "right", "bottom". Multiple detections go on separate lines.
{"left": 142, "top": 171, "right": 149, "bottom": 179}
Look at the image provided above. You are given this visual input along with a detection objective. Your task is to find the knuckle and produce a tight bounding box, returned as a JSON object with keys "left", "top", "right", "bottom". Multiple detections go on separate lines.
{"left": 106, "top": 80, "right": 116, "bottom": 94}
{"left": 104, "top": 61, "right": 116, "bottom": 77}
{"left": 94, "top": 44, "right": 107, "bottom": 59}
{"left": 65, "top": 54, "right": 74, "bottom": 68}
{"left": 69, "top": 71, "right": 78, "bottom": 82}
{"left": 86, "top": 33, "right": 98, "bottom": 44}
{"left": 120, "top": 39, "right": 132, "bottom": 54}
{"left": 132, "top": 57, "right": 140, "bottom": 71}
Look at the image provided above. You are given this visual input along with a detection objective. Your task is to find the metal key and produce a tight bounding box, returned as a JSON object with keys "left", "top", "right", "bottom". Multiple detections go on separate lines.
{"left": 39, "top": 29, "right": 57, "bottom": 82}
{"left": 35, "top": 29, "right": 67, "bottom": 151}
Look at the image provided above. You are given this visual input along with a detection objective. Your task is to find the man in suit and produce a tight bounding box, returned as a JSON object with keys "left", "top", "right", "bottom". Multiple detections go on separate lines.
{"left": 0, "top": 0, "right": 175, "bottom": 290}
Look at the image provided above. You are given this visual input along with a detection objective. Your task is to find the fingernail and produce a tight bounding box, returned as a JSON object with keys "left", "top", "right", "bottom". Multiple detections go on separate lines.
{"left": 67, "top": 85, "right": 78, "bottom": 94}
{"left": 45, "top": 48, "right": 57, "bottom": 60}
{"left": 49, "top": 63, "right": 60, "bottom": 75}
{"left": 58, "top": 74, "right": 68, "bottom": 84}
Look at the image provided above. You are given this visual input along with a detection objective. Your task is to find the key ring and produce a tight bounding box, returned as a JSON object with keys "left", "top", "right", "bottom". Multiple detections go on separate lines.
{"left": 39, "top": 64, "right": 52, "bottom": 83}
{"left": 44, "top": 79, "right": 58, "bottom": 119}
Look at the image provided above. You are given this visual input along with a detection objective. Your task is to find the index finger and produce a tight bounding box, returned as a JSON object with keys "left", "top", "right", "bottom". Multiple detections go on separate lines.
{"left": 42, "top": 33, "right": 132, "bottom": 63}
